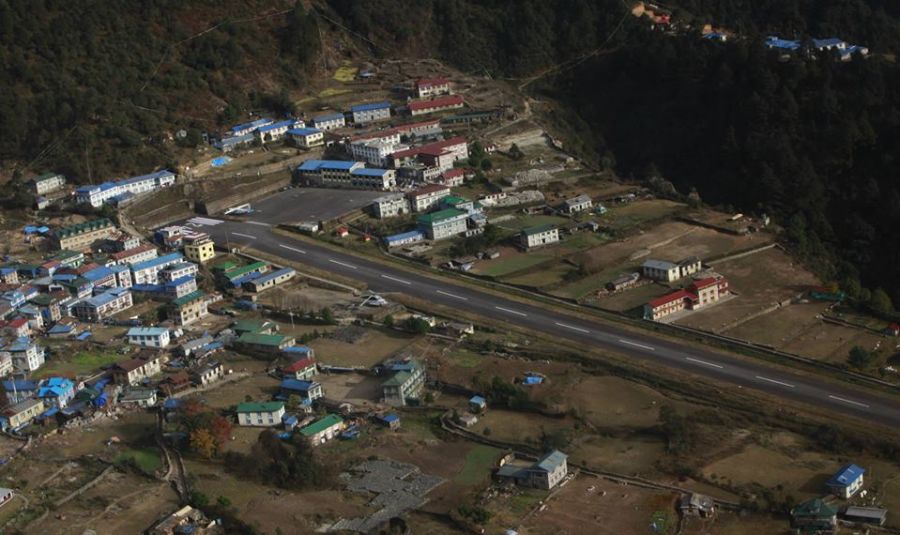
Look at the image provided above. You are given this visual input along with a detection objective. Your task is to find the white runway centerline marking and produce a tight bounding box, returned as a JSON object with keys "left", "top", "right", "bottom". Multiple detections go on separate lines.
{"left": 381, "top": 274, "right": 411, "bottom": 285}
{"left": 618, "top": 339, "right": 656, "bottom": 351}
{"left": 436, "top": 290, "right": 468, "bottom": 301}
{"left": 494, "top": 306, "right": 527, "bottom": 317}
{"left": 246, "top": 221, "right": 271, "bottom": 227}
{"left": 231, "top": 232, "right": 257, "bottom": 239}
{"left": 755, "top": 376, "right": 795, "bottom": 388}
{"left": 278, "top": 244, "right": 306, "bottom": 254}
{"left": 555, "top": 322, "right": 590, "bottom": 334}
{"left": 329, "top": 259, "right": 357, "bottom": 270}
{"left": 828, "top": 395, "right": 870, "bottom": 408}
{"left": 685, "top": 357, "right": 724, "bottom": 369}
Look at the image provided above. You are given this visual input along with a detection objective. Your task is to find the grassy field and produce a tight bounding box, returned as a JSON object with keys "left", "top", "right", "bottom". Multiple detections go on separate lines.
{"left": 116, "top": 447, "right": 162, "bottom": 475}
{"left": 601, "top": 199, "right": 687, "bottom": 230}
{"left": 701, "top": 444, "right": 838, "bottom": 498}
{"left": 319, "top": 87, "right": 352, "bottom": 98}
{"left": 35, "top": 350, "right": 123, "bottom": 379}
{"left": 503, "top": 262, "right": 573, "bottom": 289}
{"left": 473, "top": 251, "right": 555, "bottom": 278}
{"left": 333, "top": 63, "right": 358, "bottom": 82}
{"left": 312, "top": 329, "right": 418, "bottom": 368}
{"left": 496, "top": 214, "right": 568, "bottom": 232}
{"left": 470, "top": 409, "right": 569, "bottom": 445}
{"left": 455, "top": 445, "right": 502, "bottom": 486}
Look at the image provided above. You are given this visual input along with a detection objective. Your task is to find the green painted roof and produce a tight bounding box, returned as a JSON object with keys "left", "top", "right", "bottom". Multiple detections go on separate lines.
{"left": 441, "top": 195, "right": 470, "bottom": 205}
{"left": 521, "top": 223, "right": 557, "bottom": 237}
{"left": 223, "top": 261, "right": 267, "bottom": 279}
{"left": 237, "top": 332, "right": 289, "bottom": 347}
{"left": 383, "top": 371, "right": 411, "bottom": 387}
{"left": 51, "top": 250, "right": 83, "bottom": 261}
{"left": 212, "top": 261, "right": 237, "bottom": 272}
{"left": 171, "top": 290, "right": 206, "bottom": 307}
{"left": 34, "top": 172, "right": 62, "bottom": 182}
{"left": 55, "top": 218, "right": 113, "bottom": 238}
{"left": 792, "top": 498, "right": 838, "bottom": 518}
{"left": 236, "top": 401, "right": 284, "bottom": 413}
{"left": 417, "top": 208, "right": 466, "bottom": 225}
{"left": 299, "top": 414, "right": 343, "bottom": 436}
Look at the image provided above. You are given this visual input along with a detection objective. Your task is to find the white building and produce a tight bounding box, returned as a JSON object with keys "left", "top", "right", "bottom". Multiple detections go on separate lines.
{"left": 113, "top": 357, "right": 163, "bottom": 385}
{"left": 288, "top": 127, "right": 324, "bottom": 148}
{"left": 229, "top": 118, "right": 273, "bottom": 137}
{"left": 349, "top": 138, "right": 408, "bottom": 167}
{"left": 296, "top": 160, "right": 396, "bottom": 190}
{"left": 30, "top": 173, "right": 66, "bottom": 195}
{"left": 350, "top": 101, "right": 391, "bottom": 124}
{"left": 256, "top": 120, "right": 300, "bottom": 143}
{"left": 408, "top": 95, "right": 464, "bottom": 116}
{"left": 407, "top": 184, "right": 451, "bottom": 212}
{"left": 75, "top": 170, "right": 176, "bottom": 207}
{"left": 564, "top": 194, "right": 593, "bottom": 214}
{"left": 3, "top": 339, "right": 46, "bottom": 373}
{"left": 126, "top": 327, "right": 171, "bottom": 349}
{"left": 311, "top": 112, "right": 345, "bottom": 131}
{"left": 236, "top": 401, "right": 285, "bottom": 427}
{"left": 130, "top": 252, "right": 184, "bottom": 285}
{"left": 415, "top": 77, "right": 451, "bottom": 98}
{"left": 160, "top": 262, "right": 198, "bottom": 283}
{"left": 418, "top": 209, "right": 468, "bottom": 240}
{"left": 372, "top": 194, "right": 410, "bottom": 218}
{"left": 642, "top": 260, "right": 681, "bottom": 282}
{"left": 520, "top": 224, "right": 559, "bottom": 249}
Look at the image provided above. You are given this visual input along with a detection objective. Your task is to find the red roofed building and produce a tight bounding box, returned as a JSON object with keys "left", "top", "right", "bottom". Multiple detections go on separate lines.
{"left": 409, "top": 95, "right": 464, "bottom": 117}
{"left": 438, "top": 168, "right": 466, "bottom": 187}
{"left": 110, "top": 243, "right": 158, "bottom": 266}
{"left": 415, "top": 77, "right": 451, "bottom": 98}
{"left": 1, "top": 318, "right": 32, "bottom": 338}
{"left": 645, "top": 276, "right": 730, "bottom": 321}
{"left": 406, "top": 183, "right": 452, "bottom": 212}
{"left": 282, "top": 357, "right": 318, "bottom": 381}
{"left": 391, "top": 136, "right": 469, "bottom": 171}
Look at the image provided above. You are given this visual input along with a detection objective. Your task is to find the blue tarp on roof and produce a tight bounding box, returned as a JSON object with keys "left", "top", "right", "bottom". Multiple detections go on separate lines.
{"left": 827, "top": 464, "right": 865, "bottom": 488}
{"left": 380, "top": 413, "right": 399, "bottom": 423}
{"left": 287, "top": 127, "right": 322, "bottom": 136}
{"left": 283, "top": 345, "right": 312, "bottom": 355}
{"left": 312, "top": 112, "right": 344, "bottom": 123}
{"left": 351, "top": 101, "right": 391, "bottom": 113}
{"left": 522, "top": 375, "right": 543, "bottom": 386}
{"left": 47, "top": 324, "right": 74, "bottom": 335}
{"left": 211, "top": 156, "right": 231, "bottom": 167}
{"left": 76, "top": 331, "right": 92, "bottom": 341}
{"left": 281, "top": 378, "right": 316, "bottom": 392}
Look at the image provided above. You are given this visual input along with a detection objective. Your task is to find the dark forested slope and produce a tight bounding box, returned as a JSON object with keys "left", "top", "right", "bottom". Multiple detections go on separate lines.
{"left": 543, "top": 30, "right": 900, "bottom": 304}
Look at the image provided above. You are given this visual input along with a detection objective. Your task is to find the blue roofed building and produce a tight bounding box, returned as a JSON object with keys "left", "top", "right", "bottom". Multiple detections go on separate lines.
{"left": 5, "top": 337, "right": 46, "bottom": 372}
{"left": 287, "top": 127, "right": 324, "bottom": 148}
{"left": 126, "top": 326, "right": 171, "bottom": 349}
{"left": 130, "top": 252, "right": 184, "bottom": 285}
{"left": 76, "top": 170, "right": 176, "bottom": 207}
{"left": 82, "top": 265, "right": 116, "bottom": 287}
{"left": 279, "top": 378, "right": 324, "bottom": 402}
{"left": 311, "top": 112, "right": 346, "bottom": 131}
{"left": 296, "top": 159, "right": 393, "bottom": 190}
{"left": 2, "top": 379, "right": 38, "bottom": 404}
{"left": 495, "top": 450, "right": 568, "bottom": 490}
{"left": 256, "top": 119, "right": 301, "bottom": 143}
{"left": 214, "top": 133, "right": 255, "bottom": 152}
{"left": 163, "top": 276, "right": 198, "bottom": 298}
{"left": 384, "top": 230, "right": 425, "bottom": 248}
{"left": 72, "top": 287, "right": 133, "bottom": 322}
{"left": 229, "top": 118, "right": 273, "bottom": 137}
{"left": 826, "top": 463, "right": 865, "bottom": 498}
{"left": 350, "top": 101, "right": 392, "bottom": 124}
{"left": 243, "top": 267, "right": 296, "bottom": 293}
{"left": 37, "top": 377, "right": 76, "bottom": 409}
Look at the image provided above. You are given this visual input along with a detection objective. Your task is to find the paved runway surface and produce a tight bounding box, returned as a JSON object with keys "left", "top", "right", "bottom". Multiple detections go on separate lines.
{"left": 187, "top": 215, "right": 900, "bottom": 428}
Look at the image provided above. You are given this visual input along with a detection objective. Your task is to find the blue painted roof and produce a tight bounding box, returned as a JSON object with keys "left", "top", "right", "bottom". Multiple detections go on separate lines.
{"left": 827, "top": 464, "right": 865, "bottom": 488}
{"left": 230, "top": 118, "right": 272, "bottom": 132}
{"left": 351, "top": 101, "right": 391, "bottom": 113}
{"left": 83, "top": 266, "right": 114, "bottom": 282}
{"left": 813, "top": 38, "right": 845, "bottom": 48}
{"left": 297, "top": 159, "right": 358, "bottom": 172}
{"left": 131, "top": 284, "right": 164, "bottom": 293}
{"left": 257, "top": 120, "right": 296, "bottom": 133}
{"left": 76, "top": 331, "right": 93, "bottom": 341}
{"left": 131, "top": 252, "right": 183, "bottom": 272}
{"left": 380, "top": 413, "right": 399, "bottom": 423}
{"left": 765, "top": 36, "right": 801, "bottom": 50}
{"left": 287, "top": 127, "right": 322, "bottom": 136}
{"left": 351, "top": 168, "right": 389, "bottom": 177}
{"left": 38, "top": 377, "right": 74, "bottom": 398}
{"left": 313, "top": 112, "right": 344, "bottom": 123}
{"left": 2, "top": 380, "right": 37, "bottom": 392}
{"left": 248, "top": 267, "right": 295, "bottom": 286}
{"left": 164, "top": 275, "right": 195, "bottom": 288}
{"left": 127, "top": 326, "right": 168, "bottom": 337}
{"left": 535, "top": 450, "right": 567, "bottom": 473}
{"left": 470, "top": 395, "right": 486, "bottom": 405}
{"left": 6, "top": 337, "right": 36, "bottom": 352}
{"left": 283, "top": 345, "right": 312, "bottom": 354}
{"left": 281, "top": 378, "right": 317, "bottom": 392}
{"left": 385, "top": 230, "right": 424, "bottom": 243}
{"left": 48, "top": 324, "right": 74, "bottom": 334}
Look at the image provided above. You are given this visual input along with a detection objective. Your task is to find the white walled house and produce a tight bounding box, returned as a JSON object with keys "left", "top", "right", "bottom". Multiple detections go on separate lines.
{"left": 520, "top": 225, "right": 559, "bottom": 249}
{"left": 236, "top": 401, "right": 285, "bottom": 427}
{"left": 288, "top": 127, "right": 324, "bottom": 148}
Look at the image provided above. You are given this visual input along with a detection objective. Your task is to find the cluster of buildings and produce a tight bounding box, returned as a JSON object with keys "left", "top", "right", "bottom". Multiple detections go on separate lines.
{"left": 764, "top": 35, "right": 869, "bottom": 61}
{"left": 75, "top": 170, "right": 176, "bottom": 208}
{"left": 637, "top": 257, "right": 732, "bottom": 321}
{"left": 790, "top": 464, "right": 889, "bottom": 532}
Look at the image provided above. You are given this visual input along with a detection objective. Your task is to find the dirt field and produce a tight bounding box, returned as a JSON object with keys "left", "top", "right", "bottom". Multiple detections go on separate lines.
{"left": 675, "top": 247, "right": 819, "bottom": 333}
{"left": 502, "top": 474, "right": 680, "bottom": 535}
{"left": 198, "top": 367, "right": 279, "bottom": 409}
{"left": 571, "top": 435, "right": 667, "bottom": 475}
{"left": 312, "top": 329, "right": 420, "bottom": 368}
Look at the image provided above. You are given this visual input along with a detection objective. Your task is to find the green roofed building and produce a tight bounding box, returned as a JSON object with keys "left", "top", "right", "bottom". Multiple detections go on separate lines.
{"left": 520, "top": 223, "right": 559, "bottom": 250}
{"left": 232, "top": 319, "right": 278, "bottom": 336}
{"left": 439, "top": 195, "right": 475, "bottom": 212}
{"left": 236, "top": 401, "right": 285, "bottom": 427}
{"left": 51, "top": 218, "right": 117, "bottom": 252}
{"left": 790, "top": 498, "right": 837, "bottom": 533}
{"left": 167, "top": 290, "right": 208, "bottom": 326}
{"left": 417, "top": 208, "right": 468, "bottom": 240}
{"left": 221, "top": 261, "right": 269, "bottom": 283}
{"left": 236, "top": 332, "right": 294, "bottom": 353}
{"left": 299, "top": 414, "right": 345, "bottom": 445}
{"left": 212, "top": 260, "right": 237, "bottom": 272}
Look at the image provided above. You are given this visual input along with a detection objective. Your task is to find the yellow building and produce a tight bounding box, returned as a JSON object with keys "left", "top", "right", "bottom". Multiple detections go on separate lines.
{"left": 184, "top": 237, "right": 215, "bottom": 263}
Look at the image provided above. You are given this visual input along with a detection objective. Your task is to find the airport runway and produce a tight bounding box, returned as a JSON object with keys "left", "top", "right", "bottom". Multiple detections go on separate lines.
{"left": 190, "top": 215, "right": 900, "bottom": 428}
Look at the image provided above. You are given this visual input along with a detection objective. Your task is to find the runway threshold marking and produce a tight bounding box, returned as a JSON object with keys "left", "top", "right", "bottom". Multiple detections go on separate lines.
{"left": 231, "top": 232, "right": 257, "bottom": 239}
{"left": 278, "top": 244, "right": 306, "bottom": 254}
{"left": 828, "top": 395, "right": 870, "bottom": 408}
{"left": 618, "top": 339, "right": 656, "bottom": 351}
{"left": 685, "top": 356, "right": 724, "bottom": 369}
{"left": 755, "top": 375, "right": 795, "bottom": 388}
{"left": 495, "top": 306, "right": 527, "bottom": 317}
{"left": 436, "top": 290, "right": 468, "bottom": 301}
{"left": 246, "top": 221, "right": 271, "bottom": 227}
{"left": 329, "top": 259, "right": 358, "bottom": 270}
{"left": 381, "top": 274, "right": 411, "bottom": 285}
{"left": 555, "top": 322, "right": 590, "bottom": 334}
